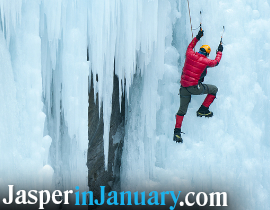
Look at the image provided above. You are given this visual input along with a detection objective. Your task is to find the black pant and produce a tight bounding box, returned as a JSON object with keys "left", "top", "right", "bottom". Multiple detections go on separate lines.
{"left": 177, "top": 83, "right": 218, "bottom": 116}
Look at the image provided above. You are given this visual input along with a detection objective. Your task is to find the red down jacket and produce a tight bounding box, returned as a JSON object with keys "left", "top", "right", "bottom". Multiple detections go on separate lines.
{"left": 180, "top": 37, "right": 222, "bottom": 87}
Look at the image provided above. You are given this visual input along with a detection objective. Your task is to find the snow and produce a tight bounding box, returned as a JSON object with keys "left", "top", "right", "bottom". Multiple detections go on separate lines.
{"left": 0, "top": 0, "right": 269, "bottom": 209}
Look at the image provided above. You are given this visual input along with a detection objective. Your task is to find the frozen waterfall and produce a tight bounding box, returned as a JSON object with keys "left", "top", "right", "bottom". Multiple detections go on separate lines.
{"left": 0, "top": 0, "right": 269, "bottom": 210}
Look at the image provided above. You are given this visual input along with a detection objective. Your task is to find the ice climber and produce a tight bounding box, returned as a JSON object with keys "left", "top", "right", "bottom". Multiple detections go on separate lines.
{"left": 173, "top": 29, "right": 223, "bottom": 143}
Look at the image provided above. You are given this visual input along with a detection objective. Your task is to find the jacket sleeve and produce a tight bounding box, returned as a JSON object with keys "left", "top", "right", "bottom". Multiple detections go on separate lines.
{"left": 207, "top": 51, "right": 222, "bottom": 67}
{"left": 186, "top": 37, "right": 199, "bottom": 55}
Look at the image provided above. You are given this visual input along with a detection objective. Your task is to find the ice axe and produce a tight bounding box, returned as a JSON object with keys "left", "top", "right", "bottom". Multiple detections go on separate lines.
{"left": 200, "top": 11, "right": 202, "bottom": 31}
{"left": 220, "top": 26, "right": 225, "bottom": 44}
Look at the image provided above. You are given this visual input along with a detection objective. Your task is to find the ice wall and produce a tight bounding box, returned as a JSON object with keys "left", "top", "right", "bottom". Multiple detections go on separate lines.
{"left": 0, "top": 0, "right": 169, "bottom": 195}
{"left": 0, "top": 0, "right": 89, "bottom": 199}
{"left": 40, "top": 0, "right": 89, "bottom": 193}
{"left": 0, "top": 0, "right": 172, "bottom": 197}
{"left": 0, "top": 0, "right": 269, "bottom": 209}
{"left": 0, "top": 0, "right": 50, "bottom": 196}
{"left": 121, "top": 0, "right": 270, "bottom": 210}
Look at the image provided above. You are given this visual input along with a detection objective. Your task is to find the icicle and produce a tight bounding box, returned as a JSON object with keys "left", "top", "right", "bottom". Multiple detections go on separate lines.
{"left": 0, "top": 0, "right": 22, "bottom": 45}
{"left": 87, "top": 0, "right": 163, "bottom": 170}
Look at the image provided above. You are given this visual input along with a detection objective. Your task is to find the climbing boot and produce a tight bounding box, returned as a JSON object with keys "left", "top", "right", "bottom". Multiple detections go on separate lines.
{"left": 196, "top": 105, "right": 213, "bottom": 117}
{"left": 173, "top": 128, "right": 183, "bottom": 143}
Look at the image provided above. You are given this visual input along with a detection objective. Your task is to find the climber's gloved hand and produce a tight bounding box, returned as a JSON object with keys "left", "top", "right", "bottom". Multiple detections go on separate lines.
{"left": 196, "top": 29, "right": 204, "bottom": 40}
{"left": 217, "top": 43, "right": 223, "bottom": 52}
